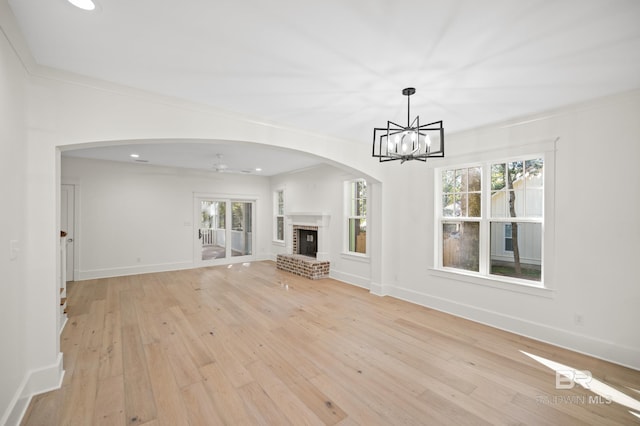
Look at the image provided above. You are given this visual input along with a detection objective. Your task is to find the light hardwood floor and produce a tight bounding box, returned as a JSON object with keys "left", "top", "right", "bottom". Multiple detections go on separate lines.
{"left": 22, "top": 261, "right": 640, "bottom": 425}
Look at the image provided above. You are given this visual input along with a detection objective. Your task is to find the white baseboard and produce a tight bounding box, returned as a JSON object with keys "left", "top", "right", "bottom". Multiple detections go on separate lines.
{"left": 59, "top": 315, "right": 68, "bottom": 334}
{"left": 76, "top": 261, "right": 194, "bottom": 280}
{"left": 2, "top": 353, "right": 64, "bottom": 426}
{"left": 389, "top": 285, "right": 640, "bottom": 371}
{"left": 369, "top": 281, "right": 390, "bottom": 296}
{"left": 76, "top": 256, "right": 274, "bottom": 281}
{"left": 329, "top": 269, "right": 369, "bottom": 290}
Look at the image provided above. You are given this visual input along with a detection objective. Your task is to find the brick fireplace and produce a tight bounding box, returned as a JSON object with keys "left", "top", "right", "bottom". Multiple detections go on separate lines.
{"left": 276, "top": 212, "right": 330, "bottom": 279}
{"left": 293, "top": 225, "right": 318, "bottom": 257}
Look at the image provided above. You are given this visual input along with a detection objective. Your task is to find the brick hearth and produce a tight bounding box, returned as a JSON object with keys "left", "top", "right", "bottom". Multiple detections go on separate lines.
{"left": 276, "top": 254, "right": 330, "bottom": 280}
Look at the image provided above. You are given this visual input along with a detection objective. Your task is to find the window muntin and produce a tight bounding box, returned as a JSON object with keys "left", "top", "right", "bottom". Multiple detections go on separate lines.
{"left": 438, "top": 157, "right": 544, "bottom": 284}
{"left": 442, "top": 166, "right": 481, "bottom": 217}
{"left": 347, "top": 179, "right": 367, "bottom": 254}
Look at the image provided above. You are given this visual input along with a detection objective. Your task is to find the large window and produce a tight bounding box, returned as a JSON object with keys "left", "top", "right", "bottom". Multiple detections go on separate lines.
{"left": 346, "top": 179, "right": 367, "bottom": 254}
{"left": 274, "top": 189, "right": 284, "bottom": 242}
{"left": 438, "top": 157, "right": 544, "bottom": 284}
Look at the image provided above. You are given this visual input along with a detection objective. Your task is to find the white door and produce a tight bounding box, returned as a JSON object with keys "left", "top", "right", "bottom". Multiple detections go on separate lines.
{"left": 61, "top": 184, "right": 75, "bottom": 281}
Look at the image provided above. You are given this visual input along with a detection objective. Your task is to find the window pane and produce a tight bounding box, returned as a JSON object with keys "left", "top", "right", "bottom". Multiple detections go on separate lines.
{"left": 200, "top": 200, "right": 226, "bottom": 260}
{"left": 357, "top": 198, "right": 366, "bottom": 216}
{"left": 277, "top": 191, "right": 284, "bottom": 215}
{"left": 453, "top": 194, "right": 462, "bottom": 217}
{"left": 469, "top": 193, "right": 481, "bottom": 217}
{"left": 491, "top": 163, "right": 506, "bottom": 191}
{"left": 351, "top": 199, "right": 365, "bottom": 217}
{"left": 455, "top": 169, "right": 466, "bottom": 192}
{"left": 349, "top": 218, "right": 366, "bottom": 253}
{"left": 358, "top": 180, "right": 367, "bottom": 197}
{"left": 526, "top": 188, "right": 543, "bottom": 217}
{"left": 443, "top": 194, "right": 455, "bottom": 217}
{"left": 276, "top": 217, "right": 284, "bottom": 241}
{"left": 490, "top": 222, "right": 541, "bottom": 281}
{"left": 507, "top": 190, "right": 525, "bottom": 217}
{"left": 232, "top": 202, "right": 252, "bottom": 257}
{"left": 232, "top": 203, "right": 244, "bottom": 231}
{"left": 507, "top": 161, "right": 524, "bottom": 187}
{"left": 468, "top": 167, "right": 481, "bottom": 191}
{"left": 217, "top": 202, "right": 226, "bottom": 229}
{"left": 491, "top": 191, "right": 507, "bottom": 217}
{"left": 459, "top": 193, "right": 468, "bottom": 217}
{"left": 442, "top": 222, "right": 479, "bottom": 272}
{"left": 442, "top": 170, "right": 455, "bottom": 193}
{"left": 525, "top": 159, "right": 544, "bottom": 188}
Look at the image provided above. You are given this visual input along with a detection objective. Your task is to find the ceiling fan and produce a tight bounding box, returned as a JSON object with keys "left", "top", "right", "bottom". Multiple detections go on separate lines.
{"left": 213, "top": 153, "right": 256, "bottom": 174}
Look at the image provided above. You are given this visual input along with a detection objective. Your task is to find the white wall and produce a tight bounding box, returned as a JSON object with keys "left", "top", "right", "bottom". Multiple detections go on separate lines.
{"left": 0, "top": 17, "right": 29, "bottom": 426}
{"left": 381, "top": 90, "right": 640, "bottom": 369}
{"left": 269, "top": 164, "right": 374, "bottom": 287}
{"left": 62, "top": 157, "right": 272, "bottom": 279}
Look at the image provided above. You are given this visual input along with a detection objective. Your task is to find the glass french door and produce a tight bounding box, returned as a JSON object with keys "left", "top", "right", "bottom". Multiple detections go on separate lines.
{"left": 230, "top": 201, "right": 253, "bottom": 257}
{"left": 199, "top": 200, "right": 227, "bottom": 260}
{"left": 197, "top": 197, "right": 254, "bottom": 263}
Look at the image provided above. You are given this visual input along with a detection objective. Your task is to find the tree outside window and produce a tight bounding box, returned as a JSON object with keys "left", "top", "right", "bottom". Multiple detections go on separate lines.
{"left": 490, "top": 159, "right": 543, "bottom": 280}
{"left": 439, "top": 157, "right": 544, "bottom": 283}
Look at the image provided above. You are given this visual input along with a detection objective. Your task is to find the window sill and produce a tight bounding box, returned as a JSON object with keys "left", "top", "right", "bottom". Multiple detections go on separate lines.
{"left": 272, "top": 240, "right": 285, "bottom": 247}
{"left": 429, "top": 267, "right": 555, "bottom": 299}
{"left": 340, "top": 252, "right": 370, "bottom": 263}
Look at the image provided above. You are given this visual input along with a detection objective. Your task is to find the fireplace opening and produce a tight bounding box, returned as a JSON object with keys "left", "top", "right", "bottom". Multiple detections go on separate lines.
{"left": 297, "top": 229, "right": 318, "bottom": 258}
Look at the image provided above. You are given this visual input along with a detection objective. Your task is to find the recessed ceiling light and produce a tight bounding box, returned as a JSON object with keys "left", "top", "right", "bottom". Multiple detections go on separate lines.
{"left": 67, "top": 0, "right": 96, "bottom": 11}
{"left": 130, "top": 153, "right": 140, "bottom": 158}
{"left": 255, "top": 168, "right": 262, "bottom": 172}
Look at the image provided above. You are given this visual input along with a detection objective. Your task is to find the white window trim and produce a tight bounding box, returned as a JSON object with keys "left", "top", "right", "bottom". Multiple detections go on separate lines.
{"left": 273, "top": 188, "right": 285, "bottom": 244}
{"left": 432, "top": 138, "right": 557, "bottom": 294}
{"left": 344, "top": 179, "right": 369, "bottom": 256}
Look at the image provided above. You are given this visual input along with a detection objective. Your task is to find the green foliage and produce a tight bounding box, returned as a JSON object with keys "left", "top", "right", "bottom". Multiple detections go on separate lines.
{"left": 442, "top": 167, "right": 481, "bottom": 217}
{"left": 492, "top": 159, "right": 543, "bottom": 191}
{"left": 491, "top": 163, "right": 505, "bottom": 191}
{"left": 351, "top": 180, "right": 367, "bottom": 217}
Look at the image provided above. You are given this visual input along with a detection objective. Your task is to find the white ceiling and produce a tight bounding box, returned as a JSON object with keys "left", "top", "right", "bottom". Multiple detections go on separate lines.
{"left": 61, "top": 141, "right": 327, "bottom": 176}
{"left": 7, "top": 0, "right": 640, "bottom": 174}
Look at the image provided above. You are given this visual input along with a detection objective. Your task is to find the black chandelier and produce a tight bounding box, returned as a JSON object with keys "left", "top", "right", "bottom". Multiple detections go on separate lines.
{"left": 372, "top": 87, "right": 444, "bottom": 163}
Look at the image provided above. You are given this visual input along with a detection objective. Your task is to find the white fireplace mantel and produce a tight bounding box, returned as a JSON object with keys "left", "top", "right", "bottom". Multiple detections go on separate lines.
{"left": 285, "top": 212, "right": 331, "bottom": 261}
{"left": 286, "top": 212, "right": 330, "bottom": 227}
